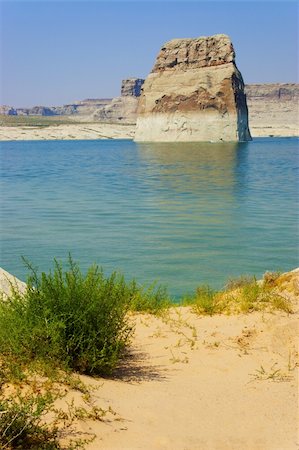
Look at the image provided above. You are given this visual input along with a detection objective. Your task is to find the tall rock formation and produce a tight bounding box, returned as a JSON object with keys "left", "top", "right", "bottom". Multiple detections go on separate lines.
{"left": 135, "top": 34, "right": 251, "bottom": 142}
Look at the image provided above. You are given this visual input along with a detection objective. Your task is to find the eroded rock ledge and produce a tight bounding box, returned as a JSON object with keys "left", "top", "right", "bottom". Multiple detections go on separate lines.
{"left": 135, "top": 34, "right": 251, "bottom": 142}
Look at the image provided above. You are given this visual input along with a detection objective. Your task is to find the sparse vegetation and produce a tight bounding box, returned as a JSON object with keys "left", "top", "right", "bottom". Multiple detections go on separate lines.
{"left": 262, "top": 271, "right": 282, "bottom": 287}
{"left": 249, "top": 362, "right": 295, "bottom": 383}
{"left": 0, "top": 388, "right": 91, "bottom": 450}
{"left": 236, "top": 280, "right": 293, "bottom": 314}
{"left": 224, "top": 275, "right": 256, "bottom": 291}
{"left": 184, "top": 276, "right": 293, "bottom": 316}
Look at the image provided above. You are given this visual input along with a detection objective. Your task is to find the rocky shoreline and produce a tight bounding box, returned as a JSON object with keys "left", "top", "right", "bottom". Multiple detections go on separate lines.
{"left": 0, "top": 119, "right": 296, "bottom": 141}
{"left": 0, "top": 122, "right": 135, "bottom": 141}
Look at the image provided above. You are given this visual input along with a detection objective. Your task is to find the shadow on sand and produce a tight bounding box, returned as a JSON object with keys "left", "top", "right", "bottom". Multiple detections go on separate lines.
{"left": 108, "top": 348, "right": 169, "bottom": 383}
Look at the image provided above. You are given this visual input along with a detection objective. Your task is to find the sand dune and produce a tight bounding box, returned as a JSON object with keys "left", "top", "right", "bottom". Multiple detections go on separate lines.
{"left": 74, "top": 303, "right": 298, "bottom": 450}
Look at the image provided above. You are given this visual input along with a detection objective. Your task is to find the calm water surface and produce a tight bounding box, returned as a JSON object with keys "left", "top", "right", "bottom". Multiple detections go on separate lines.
{"left": 1, "top": 138, "right": 298, "bottom": 298}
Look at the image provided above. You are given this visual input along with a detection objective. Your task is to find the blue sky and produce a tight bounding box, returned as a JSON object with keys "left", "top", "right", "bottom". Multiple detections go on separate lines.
{"left": 0, "top": 1, "right": 298, "bottom": 107}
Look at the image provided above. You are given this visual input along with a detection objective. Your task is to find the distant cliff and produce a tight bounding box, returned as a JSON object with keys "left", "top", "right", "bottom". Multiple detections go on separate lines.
{"left": 245, "top": 84, "right": 298, "bottom": 137}
{"left": 0, "top": 79, "right": 144, "bottom": 124}
{"left": 135, "top": 34, "right": 251, "bottom": 142}
{"left": 0, "top": 99, "right": 112, "bottom": 117}
{"left": 245, "top": 84, "right": 299, "bottom": 101}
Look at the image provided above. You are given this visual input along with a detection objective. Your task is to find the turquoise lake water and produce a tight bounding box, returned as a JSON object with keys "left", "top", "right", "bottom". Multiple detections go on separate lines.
{"left": 0, "top": 138, "right": 298, "bottom": 298}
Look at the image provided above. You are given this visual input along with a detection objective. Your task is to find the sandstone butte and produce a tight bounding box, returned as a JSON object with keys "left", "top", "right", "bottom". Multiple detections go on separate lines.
{"left": 135, "top": 34, "right": 252, "bottom": 142}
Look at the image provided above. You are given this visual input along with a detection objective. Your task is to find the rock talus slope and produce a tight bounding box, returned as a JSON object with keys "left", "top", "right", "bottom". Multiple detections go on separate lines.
{"left": 93, "top": 78, "right": 144, "bottom": 124}
{"left": 135, "top": 34, "right": 251, "bottom": 142}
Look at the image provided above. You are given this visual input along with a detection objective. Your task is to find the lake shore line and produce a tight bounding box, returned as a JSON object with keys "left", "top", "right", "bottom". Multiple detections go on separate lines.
{"left": 0, "top": 122, "right": 298, "bottom": 141}
{"left": 0, "top": 123, "right": 136, "bottom": 141}
{"left": 1, "top": 268, "right": 298, "bottom": 449}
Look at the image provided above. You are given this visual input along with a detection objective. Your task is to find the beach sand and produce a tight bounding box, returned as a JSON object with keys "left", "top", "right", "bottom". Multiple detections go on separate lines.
{"left": 0, "top": 269, "right": 298, "bottom": 449}
{"left": 71, "top": 268, "right": 298, "bottom": 450}
{"left": 72, "top": 305, "right": 298, "bottom": 450}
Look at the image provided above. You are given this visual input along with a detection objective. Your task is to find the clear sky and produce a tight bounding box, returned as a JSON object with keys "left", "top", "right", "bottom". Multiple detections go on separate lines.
{"left": 0, "top": 0, "right": 298, "bottom": 107}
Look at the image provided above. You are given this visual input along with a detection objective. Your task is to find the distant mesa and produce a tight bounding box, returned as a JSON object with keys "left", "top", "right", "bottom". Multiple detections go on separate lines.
{"left": 135, "top": 34, "right": 251, "bottom": 142}
{"left": 245, "top": 84, "right": 299, "bottom": 101}
{"left": 0, "top": 105, "right": 59, "bottom": 116}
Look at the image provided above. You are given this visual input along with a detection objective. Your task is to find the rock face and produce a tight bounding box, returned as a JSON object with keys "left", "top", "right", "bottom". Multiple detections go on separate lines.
{"left": 16, "top": 106, "right": 57, "bottom": 116}
{"left": 135, "top": 34, "right": 251, "bottom": 142}
{"left": 93, "top": 78, "right": 144, "bottom": 124}
{"left": 121, "top": 78, "right": 144, "bottom": 97}
{"left": 58, "top": 99, "right": 112, "bottom": 116}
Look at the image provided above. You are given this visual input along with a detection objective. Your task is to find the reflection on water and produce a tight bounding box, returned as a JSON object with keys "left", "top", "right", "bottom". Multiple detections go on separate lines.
{"left": 135, "top": 141, "right": 246, "bottom": 217}
{"left": 134, "top": 142, "right": 255, "bottom": 250}
{"left": 0, "top": 138, "right": 298, "bottom": 298}
{"left": 136, "top": 141, "right": 243, "bottom": 189}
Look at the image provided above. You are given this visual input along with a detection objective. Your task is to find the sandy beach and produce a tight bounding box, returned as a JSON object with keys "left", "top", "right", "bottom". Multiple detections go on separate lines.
{"left": 72, "top": 294, "right": 298, "bottom": 450}
{"left": 0, "top": 269, "right": 298, "bottom": 449}
{"left": 61, "top": 270, "right": 298, "bottom": 450}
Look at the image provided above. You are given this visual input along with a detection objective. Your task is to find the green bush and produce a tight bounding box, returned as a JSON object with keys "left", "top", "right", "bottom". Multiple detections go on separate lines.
{"left": 0, "top": 257, "right": 133, "bottom": 376}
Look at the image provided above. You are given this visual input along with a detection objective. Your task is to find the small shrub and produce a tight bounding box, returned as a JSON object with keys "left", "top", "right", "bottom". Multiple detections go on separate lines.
{"left": 268, "top": 293, "right": 293, "bottom": 314}
{"left": 224, "top": 275, "right": 256, "bottom": 291}
{"left": 263, "top": 271, "right": 281, "bottom": 287}
{"left": 0, "top": 257, "right": 134, "bottom": 376}
{"left": 0, "top": 391, "right": 61, "bottom": 450}
{"left": 129, "top": 281, "right": 170, "bottom": 314}
{"left": 0, "top": 388, "right": 92, "bottom": 450}
{"left": 239, "top": 281, "right": 261, "bottom": 312}
{"left": 190, "top": 285, "right": 219, "bottom": 316}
